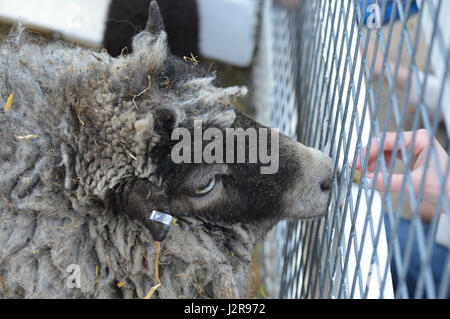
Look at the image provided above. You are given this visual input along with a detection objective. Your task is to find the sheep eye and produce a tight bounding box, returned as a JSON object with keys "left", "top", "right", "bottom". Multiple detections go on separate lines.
{"left": 193, "top": 176, "right": 216, "bottom": 196}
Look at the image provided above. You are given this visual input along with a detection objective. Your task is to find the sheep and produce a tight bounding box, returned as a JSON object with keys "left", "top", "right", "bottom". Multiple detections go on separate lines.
{"left": 104, "top": 0, "right": 199, "bottom": 58}
{"left": 0, "top": 1, "right": 333, "bottom": 298}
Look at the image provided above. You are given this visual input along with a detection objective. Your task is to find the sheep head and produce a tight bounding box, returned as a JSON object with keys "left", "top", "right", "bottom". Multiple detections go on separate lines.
{"left": 70, "top": 1, "right": 333, "bottom": 243}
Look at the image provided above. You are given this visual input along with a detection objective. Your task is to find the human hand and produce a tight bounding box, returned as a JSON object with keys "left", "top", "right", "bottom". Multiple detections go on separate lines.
{"left": 354, "top": 129, "right": 450, "bottom": 206}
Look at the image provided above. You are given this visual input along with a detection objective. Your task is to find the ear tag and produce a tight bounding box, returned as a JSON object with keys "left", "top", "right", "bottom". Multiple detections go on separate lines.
{"left": 149, "top": 210, "right": 173, "bottom": 225}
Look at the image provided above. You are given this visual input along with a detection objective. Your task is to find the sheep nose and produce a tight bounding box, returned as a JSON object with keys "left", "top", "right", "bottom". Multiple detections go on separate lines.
{"left": 320, "top": 177, "right": 332, "bottom": 192}
{"left": 307, "top": 147, "right": 333, "bottom": 192}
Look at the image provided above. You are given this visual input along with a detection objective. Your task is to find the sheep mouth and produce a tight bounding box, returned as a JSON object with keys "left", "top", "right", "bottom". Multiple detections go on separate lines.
{"left": 299, "top": 214, "right": 327, "bottom": 221}
{"left": 300, "top": 207, "right": 330, "bottom": 220}
{"left": 286, "top": 208, "right": 328, "bottom": 222}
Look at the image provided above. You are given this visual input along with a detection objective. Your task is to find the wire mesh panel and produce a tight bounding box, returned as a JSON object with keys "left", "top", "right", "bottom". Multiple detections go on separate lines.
{"left": 253, "top": 0, "right": 450, "bottom": 299}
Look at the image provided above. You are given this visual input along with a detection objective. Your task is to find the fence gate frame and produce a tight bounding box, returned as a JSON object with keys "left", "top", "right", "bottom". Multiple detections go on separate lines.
{"left": 253, "top": 0, "right": 450, "bottom": 299}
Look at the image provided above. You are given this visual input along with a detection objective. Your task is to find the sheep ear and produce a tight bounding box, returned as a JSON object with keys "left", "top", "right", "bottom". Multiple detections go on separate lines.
{"left": 145, "top": 1, "right": 165, "bottom": 35}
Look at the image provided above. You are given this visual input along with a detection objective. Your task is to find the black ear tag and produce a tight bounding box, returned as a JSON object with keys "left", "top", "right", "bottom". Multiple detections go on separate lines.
{"left": 148, "top": 210, "right": 173, "bottom": 242}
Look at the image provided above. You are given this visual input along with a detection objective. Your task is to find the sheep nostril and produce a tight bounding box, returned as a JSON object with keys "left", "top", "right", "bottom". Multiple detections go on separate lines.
{"left": 320, "top": 179, "right": 331, "bottom": 192}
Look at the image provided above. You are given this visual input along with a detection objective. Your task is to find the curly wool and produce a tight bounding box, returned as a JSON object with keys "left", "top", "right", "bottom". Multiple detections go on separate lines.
{"left": 0, "top": 27, "right": 248, "bottom": 298}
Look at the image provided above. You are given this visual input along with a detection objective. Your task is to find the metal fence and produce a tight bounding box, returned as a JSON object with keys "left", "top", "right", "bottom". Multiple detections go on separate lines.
{"left": 252, "top": 0, "right": 450, "bottom": 299}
